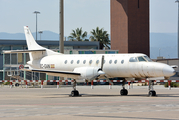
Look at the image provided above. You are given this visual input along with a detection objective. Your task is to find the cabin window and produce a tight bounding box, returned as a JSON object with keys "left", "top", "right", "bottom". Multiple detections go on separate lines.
{"left": 71, "top": 60, "right": 74, "bottom": 64}
{"left": 64, "top": 60, "right": 67, "bottom": 64}
{"left": 109, "top": 60, "right": 112, "bottom": 64}
{"left": 114, "top": 60, "right": 117, "bottom": 64}
{"left": 83, "top": 60, "right": 86, "bottom": 64}
{"left": 96, "top": 60, "right": 99, "bottom": 64}
{"left": 103, "top": 60, "right": 106, "bottom": 64}
{"left": 138, "top": 57, "right": 146, "bottom": 62}
{"left": 89, "top": 60, "right": 92, "bottom": 64}
{"left": 144, "top": 56, "right": 152, "bottom": 62}
{"left": 129, "top": 57, "right": 138, "bottom": 62}
{"left": 121, "top": 60, "right": 124, "bottom": 64}
{"left": 77, "top": 60, "right": 80, "bottom": 64}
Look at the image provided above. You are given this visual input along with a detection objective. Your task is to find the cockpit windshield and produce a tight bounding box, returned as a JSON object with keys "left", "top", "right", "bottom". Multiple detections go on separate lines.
{"left": 129, "top": 56, "right": 153, "bottom": 62}
{"left": 138, "top": 57, "right": 146, "bottom": 62}
{"left": 129, "top": 57, "right": 138, "bottom": 62}
{"left": 143, "top": 56, "right": 153, "bottom": 62}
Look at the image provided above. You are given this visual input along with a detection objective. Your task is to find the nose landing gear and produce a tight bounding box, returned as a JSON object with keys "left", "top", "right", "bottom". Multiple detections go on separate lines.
{"left": 148, "top": 80, "right": 156, "bottom": 97}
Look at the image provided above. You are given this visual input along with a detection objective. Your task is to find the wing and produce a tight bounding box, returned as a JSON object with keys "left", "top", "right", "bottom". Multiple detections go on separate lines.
{"left": 21, "top": 69, "right": 81, "bottom": 78}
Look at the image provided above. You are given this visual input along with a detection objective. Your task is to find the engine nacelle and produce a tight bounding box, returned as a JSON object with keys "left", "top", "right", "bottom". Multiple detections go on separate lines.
{"left": 73, "top": 67, "right": 100, "bottom": 80}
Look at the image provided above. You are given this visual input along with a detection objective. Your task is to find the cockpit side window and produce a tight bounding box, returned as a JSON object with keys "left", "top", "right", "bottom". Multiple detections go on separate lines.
{"left": 129, "top": 57, "right": 138, "bottom": 62}
{"left": 138, "top": 57, "right": 146, "bottom": 62}
{"left": 144, "top": 56, "right": 152, "bottom": 62}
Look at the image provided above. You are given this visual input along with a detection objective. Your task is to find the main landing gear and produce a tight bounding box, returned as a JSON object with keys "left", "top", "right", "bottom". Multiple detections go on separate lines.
{"left": 70, "top": 79, "right": 81, "bottom": 97}
{"left": 148, "top": 80, "right": 156, "bottom": 97}
{"left": 120, "top": 79, "right": 128, "bottom": 96}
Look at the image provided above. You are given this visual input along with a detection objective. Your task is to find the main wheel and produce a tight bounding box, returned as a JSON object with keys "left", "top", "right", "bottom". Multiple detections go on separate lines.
{"left": 120, "top": 89, "right": 128, "bottom": 95}
{"left": 71, "top": 90, "right": 79, "bottom": 97}
{"left": 148, "top": 90, "right": 156, "bottom": 96}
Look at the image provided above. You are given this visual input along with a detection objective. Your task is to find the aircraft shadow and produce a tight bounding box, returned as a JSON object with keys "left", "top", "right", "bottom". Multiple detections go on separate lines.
{"left": 155, "top": 94, "right": 179, "bottom": 98}
{"left": 49, "top": 93, "right": 179, "bottom": 98}
{"left": 75, "top": 115, "right": 173, "bottom": 120}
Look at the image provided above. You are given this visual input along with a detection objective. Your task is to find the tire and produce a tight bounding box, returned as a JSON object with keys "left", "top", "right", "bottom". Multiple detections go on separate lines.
{"left": 152, "top": 91, "right": 156, "bottom": 96}
{"left": 120, "top": 89, "right": 128, "bottom": 95}
{"left": 75, "top": 91, "right": 79, "bottom": 96}
{"left": 71, "top": 91, "right": 75, "bottom": 97}
{"left": 149, "top": 90, "right": 156, "bottom": 96}
{"left": 71, "top": 90, "right": 79, "bottom": 97}
{"left": 149, "top": 91, "right": 153, "bottom": 96}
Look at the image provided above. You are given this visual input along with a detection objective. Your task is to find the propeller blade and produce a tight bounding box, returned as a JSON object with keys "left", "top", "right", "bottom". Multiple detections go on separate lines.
{"left": 101, "top": 55, "right": 104, "bottom": 71}
{"left": 105, "top": 76, "right": 113, "bottom": 85}
{"left": 89, "top": 75, "right": 100, "bottom": 81}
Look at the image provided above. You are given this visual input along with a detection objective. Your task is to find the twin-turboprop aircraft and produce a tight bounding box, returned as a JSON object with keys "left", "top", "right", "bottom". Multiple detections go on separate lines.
{"left": 4, "top": 26, "right": 176, "bottom": 97}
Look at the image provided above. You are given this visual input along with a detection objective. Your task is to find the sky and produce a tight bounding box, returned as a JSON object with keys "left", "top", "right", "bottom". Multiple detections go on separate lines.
{"left": 0, "top": 0, "right": 178, "bottom": 36}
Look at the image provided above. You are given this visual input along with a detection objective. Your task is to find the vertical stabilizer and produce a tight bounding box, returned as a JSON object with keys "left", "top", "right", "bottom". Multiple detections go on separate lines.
{"left": 24, "top": 26, "right": 61, "bottom": 61}
{"left": 24, "top": 26, "right": 44, "bottom": 50}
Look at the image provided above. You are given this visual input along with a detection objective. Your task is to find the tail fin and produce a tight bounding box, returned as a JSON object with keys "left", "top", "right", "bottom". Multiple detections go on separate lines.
{"left": 24, "top": 26, "right": 61, "bottom": 61}
{"left": 24, "top": 26, "right": 44, "bottom": 50}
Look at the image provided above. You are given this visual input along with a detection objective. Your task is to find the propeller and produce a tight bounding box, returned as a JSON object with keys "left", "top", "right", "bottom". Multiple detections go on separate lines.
{"left": 89, "top": 55, "right": 113, "bottom": 85}
{"left": 89, "top": 55, "right": 105, "bottom": 81}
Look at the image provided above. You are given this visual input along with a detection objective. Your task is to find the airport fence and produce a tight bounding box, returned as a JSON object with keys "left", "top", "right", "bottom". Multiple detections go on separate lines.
{"left": 0, "top": 79, "right": 179, "bottom": 89}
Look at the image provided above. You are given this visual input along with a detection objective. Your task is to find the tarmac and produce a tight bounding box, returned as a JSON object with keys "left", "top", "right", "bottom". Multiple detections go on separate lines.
{"left": 0, "top": 85, "right": 179, "bottom": 120}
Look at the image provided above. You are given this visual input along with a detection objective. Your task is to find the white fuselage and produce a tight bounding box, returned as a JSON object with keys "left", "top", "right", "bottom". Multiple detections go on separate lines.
{"left": 29, "top": 53, "right": 175, "bottom": 80}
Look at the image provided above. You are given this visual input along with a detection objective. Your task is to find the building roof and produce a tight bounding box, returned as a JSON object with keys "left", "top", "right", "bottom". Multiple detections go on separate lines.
{"left": 0, "top": 39, "right": 100, "bottom": 47}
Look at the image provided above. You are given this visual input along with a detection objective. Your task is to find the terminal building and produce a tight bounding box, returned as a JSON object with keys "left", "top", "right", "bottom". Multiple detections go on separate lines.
{"left": 0, "top": 39, "right": 118, "bottom": 81}
{"left": 0, "top": 39, "right": 179, "bottom": 82}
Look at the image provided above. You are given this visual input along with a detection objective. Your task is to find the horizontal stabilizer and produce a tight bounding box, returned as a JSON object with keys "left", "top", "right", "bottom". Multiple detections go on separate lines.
{"left": 3, "top": 49, "right": 46, "bottom": 54}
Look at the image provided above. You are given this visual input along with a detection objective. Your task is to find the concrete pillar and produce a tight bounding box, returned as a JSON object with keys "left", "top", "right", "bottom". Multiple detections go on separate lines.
{"left": 109, "top": 83, "right": 112, "bottom": 89}
{"left": 25, "top": 81, "right": 28, "bottom": 88}
{"left": 10, "top": 82, "right": 12, "bottom": 88}
{"left": 65, "top": 80, "right": 68, "bottom": 85}
{"left": 91, "top": 80, "right": 94, "bottom": 89}
{"left": 57, "top": 81, "right": 59, "bottom": 89}
{"left": 168, "top": 80, "right": 171, "bottom": 90}
{"left": 128, "top": 82, "right": 131, "bottom": 89}
{"left": 41, "top": 80, "right": 43, "bottom": 89}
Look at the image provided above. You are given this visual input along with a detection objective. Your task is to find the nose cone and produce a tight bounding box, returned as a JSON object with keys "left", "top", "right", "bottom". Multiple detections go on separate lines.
{"left": 163, "top": 65, "right": 176, "bottom": 77}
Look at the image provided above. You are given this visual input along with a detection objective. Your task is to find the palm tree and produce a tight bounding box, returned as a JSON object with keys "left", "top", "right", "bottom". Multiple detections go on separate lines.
{"left": 90, "top": 27, "right": 110, "bottom": 49}
{"left": 68, "top": 27, "right": 88, "bottom": 41}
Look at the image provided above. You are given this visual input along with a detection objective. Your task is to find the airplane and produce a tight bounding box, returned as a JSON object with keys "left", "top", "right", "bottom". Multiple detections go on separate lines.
{"left": 3, "top": 26, "right": 176, "bottom": 97}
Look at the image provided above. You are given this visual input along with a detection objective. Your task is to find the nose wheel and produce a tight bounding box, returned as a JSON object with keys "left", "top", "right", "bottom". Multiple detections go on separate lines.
{"left": 148, "top": 80, "right": 156, "bottom": 97}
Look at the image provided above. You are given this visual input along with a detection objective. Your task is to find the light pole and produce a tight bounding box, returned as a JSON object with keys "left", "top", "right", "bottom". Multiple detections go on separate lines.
{"left": 176, "top": 0, "right": 179, "bottom": 58}
{"left": 38, "top": 31, "right": 43, "bottom": 40}
{"left": 159, "top": 48, "right": 161, "bottom": 57}
{"left": 33, "top": 11, "right": 40, "bottom": 41}
{"left": 59, "top": 0, "right": 64, "bottom": 82}
{"left": 59, "top": 0, "right": 64, "bottom": 53}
